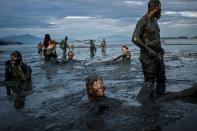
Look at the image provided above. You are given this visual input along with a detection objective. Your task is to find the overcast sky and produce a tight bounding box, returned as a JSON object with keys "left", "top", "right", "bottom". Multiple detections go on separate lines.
{"left": 0, "top": 0, "right": 197, "bottom": 39}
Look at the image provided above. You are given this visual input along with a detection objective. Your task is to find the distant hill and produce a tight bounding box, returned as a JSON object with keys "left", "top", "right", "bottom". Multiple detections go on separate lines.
{"left": 191, "top": 36, "right": 197, "bottom": 39}
{"left": 0, "top": 40, "right": 23, "bottom": 45}
{"left": 0, "top": 34, "right": 42, "bottom": 44}
{"left": 161, "top": 36, "right": 189, "bottom": 39}
{"left": 97, "top": 35, "right": 130, "bottom": 42}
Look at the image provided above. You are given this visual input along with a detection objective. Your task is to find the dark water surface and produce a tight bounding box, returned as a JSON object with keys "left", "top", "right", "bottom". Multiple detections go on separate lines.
{"left": 0, "top": 39, "right": 197, "bottom": 130}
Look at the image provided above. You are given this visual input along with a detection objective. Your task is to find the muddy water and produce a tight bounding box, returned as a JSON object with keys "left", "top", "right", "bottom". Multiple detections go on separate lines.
{"left": 0, "top": 39, "right": 197, "bottom": 130}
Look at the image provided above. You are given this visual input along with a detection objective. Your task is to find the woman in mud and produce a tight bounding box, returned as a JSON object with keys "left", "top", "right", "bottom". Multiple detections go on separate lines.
{"left": 113, "top": 45, "right": 131, "bottom": 61}
{"left": 43, "top": 34, "right": 58, "bottom": 64}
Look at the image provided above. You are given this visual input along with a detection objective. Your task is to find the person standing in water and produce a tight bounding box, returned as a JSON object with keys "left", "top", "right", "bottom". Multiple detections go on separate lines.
{"left": 60, "top": 36, "right": 70, "bottom": 59}
{"left": 132, "top": 0, "right": 166, "bottom": 98}
{"left": 89, "top": 40, "right": 97, "bottom": 58}
{"left": 43, "top": 34, "right": 58, "bottom": 64}
{"left": 5, "top": 51, "right": 32, "bottom": 109}
{"left": 101, "top": 39, "right": 107, "bottom": 55}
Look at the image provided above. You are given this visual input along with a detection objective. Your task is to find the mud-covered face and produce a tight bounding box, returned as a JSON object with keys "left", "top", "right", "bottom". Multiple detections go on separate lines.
{"left": 11, "top": 55, "right": 21, "bottom": 65}
{"left": 68, "top": 52, "right": 74, "bottom": 60}
{"left": 122, "top": 47, "right": 128, "bottom": 54}
{"left": 91, "top": 80, "right": 104, "bottom": 97}
{"left": 155, "top": 5, "right": 161, "bottom": 19}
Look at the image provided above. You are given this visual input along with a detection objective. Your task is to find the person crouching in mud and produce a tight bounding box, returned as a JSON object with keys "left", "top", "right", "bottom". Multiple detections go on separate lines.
{"left": 43, "top": 34, "right": 58, "bottom": 64}
{"left": 5, "top": 50, "right": 32, "bottom": 109}
{"left": 113, "top": 45, "right": 131, "bottom": 61}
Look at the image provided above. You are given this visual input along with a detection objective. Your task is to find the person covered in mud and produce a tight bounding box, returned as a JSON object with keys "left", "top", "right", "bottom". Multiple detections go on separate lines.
{"left": 89, "top": 40, "right": 97, "bottom": 58}
{"left": 43, "top": 34, "right": 58, "bottom": 64}
{"left": 5, "top": 50, "right": 32, "bottom": 109}
{"left": 86, "top": 75, "right": 105, "bottom": 102}
{"left": 101, "top": 39, "right": 107, "bottom": 55}
{"left": 113, "top": 45, "right": 131, "bottom": 61}
{"left": 37, "top": 41, "right": 43, "bottom": 55}
{"left": 67, "top": 50, "right": 75, "bottom": 60}
{"left": 61, "top": 50, "right": 75, "bottom": 63}
{"left": 61, "top": 51, "right": 84, "bottom": 66}
{"left": 101, "top": 39, "right": 107, "bottom": 48}
{"left": 60, "top": 36, "right": 70, "bottom": 58}
{"left": 132, "top": 0, "right": 166, "bottom": 100}
{"left": 85, "top": 75, "right": 121, "bottom": 105}
{"left": 83, "top": 75, "right": 122, "bottom": 123}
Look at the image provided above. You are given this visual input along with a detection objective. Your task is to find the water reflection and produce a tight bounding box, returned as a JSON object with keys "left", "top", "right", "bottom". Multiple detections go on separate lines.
{"left": 5, "top": 81, "right": 32, "bottom": 109}
{"left": 101, "top": 47, "right": 106, "bottom": 56}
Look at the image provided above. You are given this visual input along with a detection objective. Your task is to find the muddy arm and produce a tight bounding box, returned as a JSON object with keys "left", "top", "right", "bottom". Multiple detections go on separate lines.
{"left": 157, "top": 83, "right": 197, "bottom": 103}
{"left": 132, "top": 19, "right": 156, "bottom": 55}
{"left": 113, "top": 54, "right": 124, "bottom": 61}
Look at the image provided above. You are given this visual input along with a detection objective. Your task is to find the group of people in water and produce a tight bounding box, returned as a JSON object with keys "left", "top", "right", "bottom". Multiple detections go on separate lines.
{"left": 5, "top": 34, "right": 131, "bottom": 108}
{"left": 5, "top": 0, "right": 168, "bottom": 108}
{"left": 37, "top": 33, "right": 131, "bottom": 64}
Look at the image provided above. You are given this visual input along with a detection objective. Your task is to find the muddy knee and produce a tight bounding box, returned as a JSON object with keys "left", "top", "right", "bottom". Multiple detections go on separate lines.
{"left": 137, "top": 82, "right": 155, "bottom": 104}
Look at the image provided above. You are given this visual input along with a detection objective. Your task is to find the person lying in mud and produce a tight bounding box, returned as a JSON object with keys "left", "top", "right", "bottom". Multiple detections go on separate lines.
{"left": 42, "top": 34, "right": 58, "bottom": 64}
{"left": 113, "top": 45, "right": 131, "bottom": 61}
{"left": 86, "top": 75, "right": 105, "bottom": 102}
{"left": 5, "top": 50, "right": 32, "bottom": 109}
{"left": 85, "top": 75, "right": 122, "bottom": 112}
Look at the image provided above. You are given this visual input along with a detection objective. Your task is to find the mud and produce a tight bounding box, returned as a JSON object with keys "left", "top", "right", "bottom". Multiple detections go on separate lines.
{"left": 0, "top": 40, "right": 197, "bottom": 130}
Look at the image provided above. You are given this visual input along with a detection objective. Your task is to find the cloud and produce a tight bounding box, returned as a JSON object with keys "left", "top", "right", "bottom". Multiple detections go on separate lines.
{"left": 163, "top": 11, "right": 197, "bottom": 18}
{"left": 124, "top": 1, "right": 144, "bottom": 5}
{"left": 0, "top": 0, "right": 197, "bottom": 38}
{"left": 65, "top": 16, "right": 95, "bottom": 19}
{"left": 45, "top": 16, "right": 132, "bottom": 38}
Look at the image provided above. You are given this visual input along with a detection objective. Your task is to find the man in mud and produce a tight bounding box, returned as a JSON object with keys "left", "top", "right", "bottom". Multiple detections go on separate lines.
{"left": 89, "top": 40, "right": 97, "bottom": 58}
{"left": 5, "top": 50, "right": 32, "bottom": 109}
{"left": 132, "top": 0, "right": 166, "bottom": 98}
{"left": 60, "top": 36, "right": 70, "bottom": 58}
{"left": 113, "top": 45, "right": 131, "bottom": 61}
{"left": 86, "top": 75, "right": 105, "bottom": 102}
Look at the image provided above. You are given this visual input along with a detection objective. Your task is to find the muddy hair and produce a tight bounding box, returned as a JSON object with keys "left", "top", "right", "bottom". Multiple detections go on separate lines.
{"left": 122, "top": 45, "right": 129, "bottom": 50}
{"left": 43, "top": 34, "right": 51, "bottom": 48}
{"left": 68, "top": 51, "right": 74, "bottom": 56}
{"left": 11, "top": 50, "right": 22, "bottom": 61}
{"left": 85, "top": 75, "right": 104, "bottom": 99}
{"left": 148, "top": 0, "right": 161, "bottom": 12}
